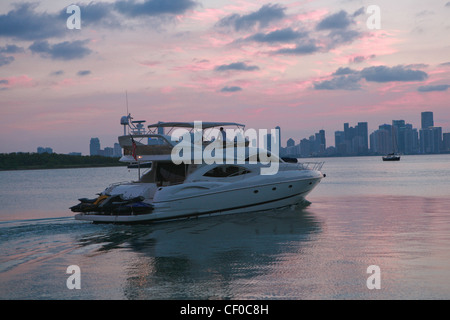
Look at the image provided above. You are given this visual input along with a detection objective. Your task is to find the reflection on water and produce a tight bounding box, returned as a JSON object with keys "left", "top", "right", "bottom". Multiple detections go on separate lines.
{"left": 74, "top": 206, "right": 322, "bottom": 299}
{"left": 1, "top": 194, "right": 450, "bottom": 299}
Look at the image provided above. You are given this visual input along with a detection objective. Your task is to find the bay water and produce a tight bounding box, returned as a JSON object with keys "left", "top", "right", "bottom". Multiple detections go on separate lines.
{"left": 1, "top": 155, "right": 449, "bottom": 299}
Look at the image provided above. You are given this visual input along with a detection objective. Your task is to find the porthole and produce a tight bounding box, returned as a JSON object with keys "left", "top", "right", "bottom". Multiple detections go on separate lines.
{"left": 272, "top": 187, "right": 277, "bottom": 191}
{"left": 288, "top": 185, "right": 293, "bottom": 188}
{"left": 254, "top": 190, "right": 259, "bottom": 194}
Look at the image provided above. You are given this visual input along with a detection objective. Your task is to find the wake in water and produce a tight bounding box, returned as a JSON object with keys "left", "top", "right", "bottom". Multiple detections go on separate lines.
{"left": 0, "top": 204, "right": 318, "bottom": 299}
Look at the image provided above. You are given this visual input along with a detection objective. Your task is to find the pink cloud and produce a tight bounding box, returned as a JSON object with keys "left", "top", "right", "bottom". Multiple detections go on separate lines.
{"left": 289, "top": 8, "right": 329, "bottom": 24}
{"left": 0, "top": 75, "right": 33, "bottom": 88}
{"left": 138, "top": 60, "right": 161, "bottom": 68}
{"left": 189, "top": 8, "right": 227, "bottom": 22}
{"left": 201, "top": 32, "right": 236, "bottom": 49}
{"left": 356, "top": 31, "right": 401, "bottom": 60}
{"left": 223, "top": 1, "right": 259, "bottom": 13}
{"left": 171, "top": 59, "right": 213, "bottom": 72}
{"left": 49, "top": 77, "right": 96, "bottom": 91}
{"left": 374, "top": 82, "right": 410, "bottom": 95}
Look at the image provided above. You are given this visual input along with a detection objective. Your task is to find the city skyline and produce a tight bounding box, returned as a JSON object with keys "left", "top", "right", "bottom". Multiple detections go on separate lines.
{"left": 11, "top": 109, "right": 450, "bottom": 157}
{"left": 281, "top": 111, "right": 448, "bottom": 157}
{"left": 89, "top": 137, "right": 122, "bottom": 157}
{"left": 1, "top": 1, "right": 450, "bottom": 155}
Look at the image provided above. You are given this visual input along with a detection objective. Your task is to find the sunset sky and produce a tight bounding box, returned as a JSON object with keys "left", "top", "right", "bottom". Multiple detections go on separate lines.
{"left": 1, "top": 0, "right": 449, "bottom": 155}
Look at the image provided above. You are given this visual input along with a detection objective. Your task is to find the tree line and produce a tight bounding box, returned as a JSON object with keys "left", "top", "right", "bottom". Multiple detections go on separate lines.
{"left": 0, "top": 152, "right": 127, "bottom": 170}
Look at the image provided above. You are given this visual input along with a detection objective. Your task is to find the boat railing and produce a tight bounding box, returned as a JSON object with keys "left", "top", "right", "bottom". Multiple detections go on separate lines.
{"left": 296, "top": 161, "right": 324, "bottom": 171}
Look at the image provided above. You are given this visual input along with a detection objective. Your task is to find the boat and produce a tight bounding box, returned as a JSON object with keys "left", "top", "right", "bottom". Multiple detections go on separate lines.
{"left": 72, "top": 116, "right": 325, "bottom": 223}
{"left": 382, "top": 153, "right": 401, "bottom": 161}
{"left": 382, "top": 125, "right": 401, "bottom": 161}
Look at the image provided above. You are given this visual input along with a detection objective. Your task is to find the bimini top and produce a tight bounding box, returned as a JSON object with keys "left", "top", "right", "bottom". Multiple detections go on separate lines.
{"left": 147, "top": 122, "right": 245, "bottom": 130}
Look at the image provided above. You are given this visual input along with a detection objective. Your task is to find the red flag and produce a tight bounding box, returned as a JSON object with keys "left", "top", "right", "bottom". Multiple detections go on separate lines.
{"left": 131, "top": 136, "right": 137, "bottom": 161}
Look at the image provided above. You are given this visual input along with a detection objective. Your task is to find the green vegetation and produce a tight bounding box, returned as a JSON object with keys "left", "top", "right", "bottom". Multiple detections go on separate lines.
{"left": 0, "top": 152, "right": 127, "bottom": 171}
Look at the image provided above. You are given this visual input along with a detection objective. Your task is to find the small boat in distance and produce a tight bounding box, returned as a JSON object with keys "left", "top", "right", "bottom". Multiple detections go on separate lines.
{"left": 382, "top": 153, "right": 401, "bottom": 161}
{"left": 382, "top": 125, "right": 401, "bottom": 161}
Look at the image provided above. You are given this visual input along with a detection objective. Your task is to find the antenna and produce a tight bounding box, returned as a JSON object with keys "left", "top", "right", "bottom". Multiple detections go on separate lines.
{"left": 126, "top": 90, "right": 129, "bottom": 116}
{"left": 121, "top": 91, "right": 131, "bottom": 135}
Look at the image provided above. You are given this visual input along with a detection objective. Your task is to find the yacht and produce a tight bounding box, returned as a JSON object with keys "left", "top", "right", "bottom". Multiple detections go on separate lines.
{"left": 72, "top": 116, "right": 325, "bottom": 223}
{"left": 382, "top": 153, "right": 401, "bottom": 161}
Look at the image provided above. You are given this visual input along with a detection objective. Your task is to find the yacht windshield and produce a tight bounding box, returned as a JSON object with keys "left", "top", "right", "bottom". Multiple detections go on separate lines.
{"left": 203, "top": 165, "right": 251, "bottom": 178}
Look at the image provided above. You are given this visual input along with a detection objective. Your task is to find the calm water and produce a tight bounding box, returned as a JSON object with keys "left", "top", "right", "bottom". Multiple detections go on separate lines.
{"left": 1, "top": 155, "right": 450, "bottom": 300}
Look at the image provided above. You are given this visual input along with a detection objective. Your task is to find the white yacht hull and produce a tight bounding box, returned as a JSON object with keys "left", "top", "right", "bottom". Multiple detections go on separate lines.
{"left": 74, "top": 171, "right": 323, "bottom": 224}
{"left": 73, "top": 119, "right": 326, "bottom": 224}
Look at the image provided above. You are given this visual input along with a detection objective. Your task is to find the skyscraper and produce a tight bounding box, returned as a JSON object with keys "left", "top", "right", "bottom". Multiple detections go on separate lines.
{"left": 338, "top": 122, "right": 368, "bottom": 154}
{"left": 90, "top": 138, "right": 100, "bottom": 156}
{"left": 419, "top": 111, "right": 442, "bottom": 154}
{"left": 357, "top": 122, "right": 368, "bottom": 153}
{"left": 421, "top": 111, "right": 434, "bottom": 129}
{"left": 286, "top": 138, "right": 295, "bottom": 147}
{"left": 443, "top": 133, "right": 450, "bottom": 152}
{"left": 392, "top": 120, "right": 405, "bottom": 154}
{"left": 113, "top": 143, "right": 122, "bottom": 157}
{"left": 370, "top": 125, "right": 391, "bottom": 154}
{"left": 275, "top": 126, "right": 281, "bottom": 148}
{"left": 318, "top": 129, "right": 326, "bottom": 151}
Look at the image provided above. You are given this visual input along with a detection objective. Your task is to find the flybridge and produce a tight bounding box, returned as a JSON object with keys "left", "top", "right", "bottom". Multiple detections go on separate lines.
{"left": 167, "top": 121, "right": 281, "bottom": 175}
{"left": 120, "top": 118, "right": 281, "bottom": 175}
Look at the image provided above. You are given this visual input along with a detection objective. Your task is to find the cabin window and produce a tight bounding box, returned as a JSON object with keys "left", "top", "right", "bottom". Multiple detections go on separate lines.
{"left": 203, "top": 165, "right": 250, "bottom": 178}
{"left": 156, "top": 162, "right": 188, "bottom": 185}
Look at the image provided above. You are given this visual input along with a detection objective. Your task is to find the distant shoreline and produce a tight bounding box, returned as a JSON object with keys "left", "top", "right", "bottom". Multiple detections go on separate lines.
{"left": 1, "top": 151, "right": 448, "bottom": 172}
{"left": 0, "top": 163, "right": 127, "bottom": 172}
{"left": 0, "top": 152, "right": 127, "bottom": 171}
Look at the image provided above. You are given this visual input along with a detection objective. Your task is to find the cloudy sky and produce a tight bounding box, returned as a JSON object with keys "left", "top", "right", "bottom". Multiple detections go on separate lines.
{"left": 1, "top": 0, "right": 449, "bottom": 154}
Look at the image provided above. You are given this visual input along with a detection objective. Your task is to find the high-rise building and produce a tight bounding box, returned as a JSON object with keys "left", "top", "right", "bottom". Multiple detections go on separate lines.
{"left": 318, "top": 129, "right": 326, "bottom": 152}
{"left": 334, "top": 131, "right": 346, "bottom": 155}
{"left": 300, "top": 138, "right": 311, "bottom": 157}
{"left": 334, "top": 130, "right": 344, "bottom": 147}
{"left": 370, "top": 127, "right": 391, "bottom": 154}
{"left": 419, "top": 111, "right": 442, "bottom": 154}
{"left": 285, "top": 138, "right": 298, "bottom": 156}
{"left": 265, "top": 133, "right": 272, "bottom": 152}
{"left": 103, "top": 147, "right": 114, "bottom": 157}
{"left": 113, "top": 143, "right": 122, "bottom": 157}
{"left": 337, "top": 122, "right": 368, "bottom": 155}
{"left": 420, "top": 126, "right": 442, "bottom": 154}
{"left": 37, "top": 147, "right": 53, "bottom": 154}
{"left": 286, "top": 138, "right": 295, "bottom": 147}
{"left": 421, "top": 111, "right": 434, "bottom": 129}
{"left": 357, "top": 122, "right": 368, "bottom": 153}
{"left": 404, "top": 124, "right": 419, "bottom": 154}
{"left": 90, "top": 138, "right": 100, "bottom": 156}
{"left": 432, "top": 127, "right": 443, "bottom": 153}
{"left": 391, "top": 120, "right": 404, "bottom": 153}
{"left": 275, "top": 126, "right": 281, "bottom": 148}
{"left": 391, "top": 120, "right": 419, "bottom": 154}
{"left": 443, "top": 133, "right": 450, "bottom": 152}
